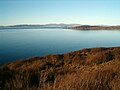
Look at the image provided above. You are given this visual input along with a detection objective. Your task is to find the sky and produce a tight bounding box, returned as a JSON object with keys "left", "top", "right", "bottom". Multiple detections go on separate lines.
{"left": 0, "top": 0, "right": 120, "bottom": 26}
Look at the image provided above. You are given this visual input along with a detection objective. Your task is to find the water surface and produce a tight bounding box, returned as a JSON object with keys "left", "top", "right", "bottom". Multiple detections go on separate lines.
{"left": 0, "top": 29, "right": 120, "bottom": 63}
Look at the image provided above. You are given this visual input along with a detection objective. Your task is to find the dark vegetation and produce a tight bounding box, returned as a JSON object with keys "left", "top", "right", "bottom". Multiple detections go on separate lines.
{"left": 0, "top": 47, "right": 120, "bottom": 90}
{"left": 71, "top": 25, "right": 120, "bottom": 30}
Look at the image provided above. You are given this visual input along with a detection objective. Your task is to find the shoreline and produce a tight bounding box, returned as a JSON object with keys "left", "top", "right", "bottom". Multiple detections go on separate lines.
{"left": 1, "top": 46, "right": 120, "bottom": 89}
{"left": 1, "top": 46, "right": 120, "bottom": 65}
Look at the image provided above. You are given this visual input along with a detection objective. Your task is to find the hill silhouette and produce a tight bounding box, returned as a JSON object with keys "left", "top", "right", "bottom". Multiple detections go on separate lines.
{"left": 71, "top": 25, "right": 120, "bottom": 30}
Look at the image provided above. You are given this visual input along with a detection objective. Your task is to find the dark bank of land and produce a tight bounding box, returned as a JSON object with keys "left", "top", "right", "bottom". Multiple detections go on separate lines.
{"left": 1, "top": 24, "right": 120, "bottom": 30}
{"left": 70, "top": 25, "right": 120, "bottom": 30}
{"left": 0, "top": 47, "right": 120, "bottom": 90}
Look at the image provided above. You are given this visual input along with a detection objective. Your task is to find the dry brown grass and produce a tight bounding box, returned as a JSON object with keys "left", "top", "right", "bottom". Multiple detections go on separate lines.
{"left": 0, "top": 47, "right": 120, "bottom": 90}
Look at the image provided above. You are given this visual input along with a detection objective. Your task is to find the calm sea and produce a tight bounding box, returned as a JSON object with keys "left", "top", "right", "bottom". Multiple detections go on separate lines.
{"left": 0, "top": 29, "right": 120, "bottom": 63}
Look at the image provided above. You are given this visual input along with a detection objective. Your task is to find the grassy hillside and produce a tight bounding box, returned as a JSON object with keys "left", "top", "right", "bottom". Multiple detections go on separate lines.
{"left": 0, "top": 47, "right": 120, "bottom": 90}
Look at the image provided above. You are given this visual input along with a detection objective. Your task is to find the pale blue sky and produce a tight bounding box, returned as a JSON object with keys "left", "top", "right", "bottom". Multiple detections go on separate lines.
{"left": 0, "top": 0, "right": 120, "bottom": 26}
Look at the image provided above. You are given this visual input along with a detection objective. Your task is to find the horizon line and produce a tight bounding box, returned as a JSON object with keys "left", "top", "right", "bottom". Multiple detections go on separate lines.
{"left": 1, "top": 23, "right": 120, "bottom": 26}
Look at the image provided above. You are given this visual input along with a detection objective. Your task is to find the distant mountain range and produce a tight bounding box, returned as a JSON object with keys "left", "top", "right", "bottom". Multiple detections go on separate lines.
{"left": 0, "top": 24, "right": 81, "bottom": 29}
{"left": 0, "top": 24, "right": 120, "bottom": 30}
